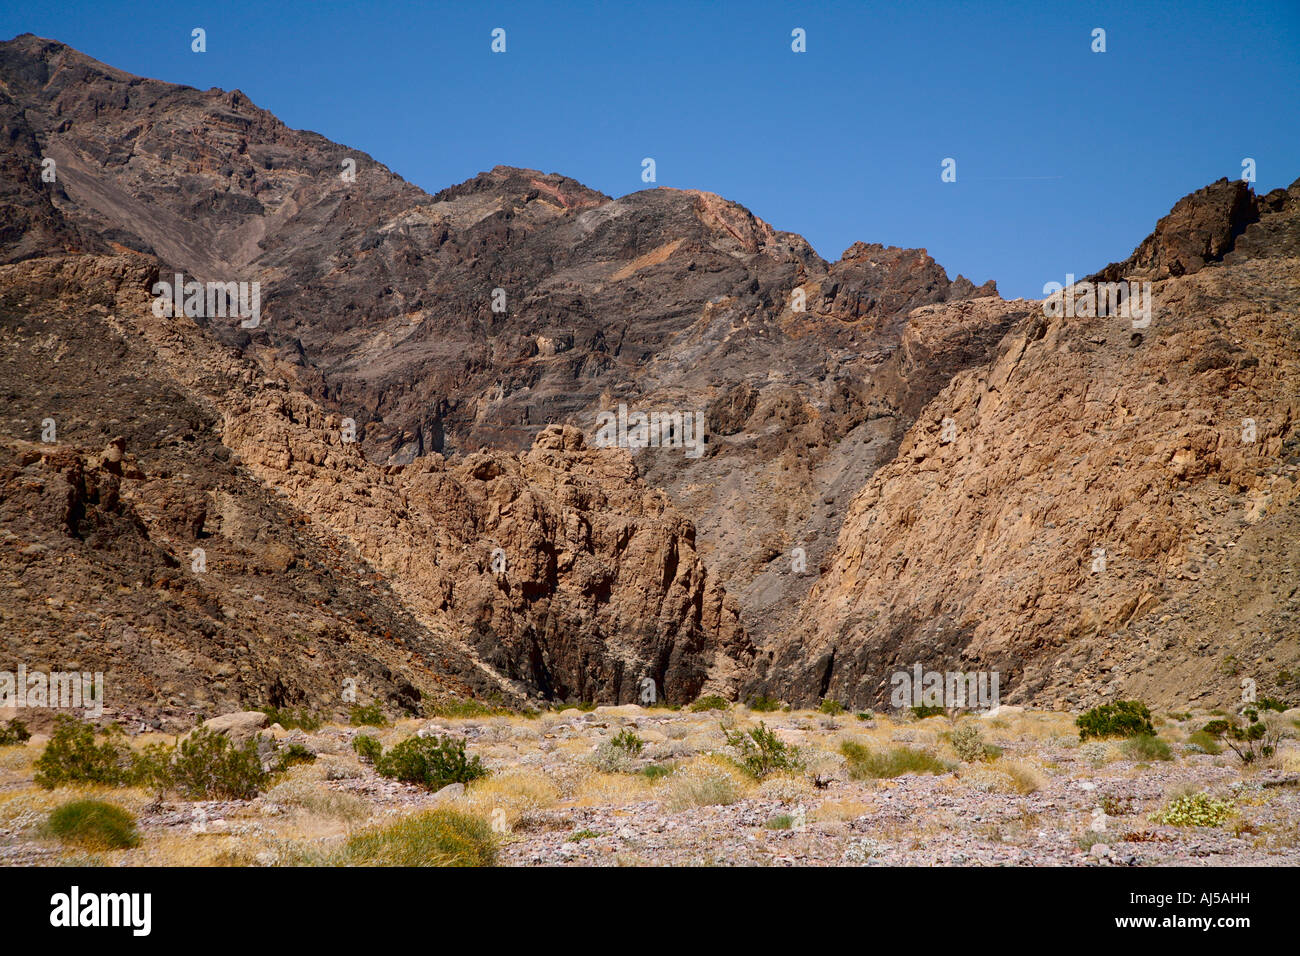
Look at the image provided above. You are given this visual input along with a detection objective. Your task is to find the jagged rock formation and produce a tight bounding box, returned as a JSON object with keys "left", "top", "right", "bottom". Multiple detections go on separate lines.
{"left": 3, "top": 34, "right": 1296, "bottom": 720}
{"left": 0, "top": 34, "right": 1009, "bottom": 648}
{"left": 770, "top": 178, "right": 1300, "bottom": 710}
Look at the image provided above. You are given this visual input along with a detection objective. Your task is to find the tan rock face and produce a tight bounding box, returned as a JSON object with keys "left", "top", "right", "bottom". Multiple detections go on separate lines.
{"left": 764, "top": 182, "right": 1300, "bottom": 710}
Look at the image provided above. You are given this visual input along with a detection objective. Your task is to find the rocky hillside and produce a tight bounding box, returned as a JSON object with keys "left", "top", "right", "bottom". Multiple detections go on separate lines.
{"left": 773, "top": 177, "right": 1300, "bottom": 710}
{"left": 2, "top": 34, "right": 1296, "bottom": 720}
{"left": 0, "top": 34, "right": 1012, "bottom": 646}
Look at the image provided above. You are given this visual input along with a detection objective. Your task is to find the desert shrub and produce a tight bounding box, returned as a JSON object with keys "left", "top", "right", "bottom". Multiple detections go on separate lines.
{"left": 167, "top": 727, "right": 267, "bottom": 799}
{"left": 661, "top": 762, "right": 740, "bottom": 810}
{"left": 561, "top": 700, "right": 597, "bottom": 712}
{"left": 1203, "top": 710, "right": 1287, "bottom": 764}
{"left": 45, "top": 799, "right": 139, "bottom": 851}
{"left": 257, "top": 706, "right": 321, "bottom": 731}
{"left": 1076, "top": 700, "right": 1154, "bottom": 740}
{"left": 724, "top": 722, "right": 802, "bottom": 779}
{"left": 611, "top": 729, "right": 643, "bottom": 755}
{"left": 641, "top": 763, "right": 676, "bottom": 781}
{"left": 272, "top": 743, "right": 317, "bottom": 773}
{"left": 0, "top": 719, "right": 31, "bottom": 746}
{"left": 1256, "top": 697, "right": 1290, "bottom": 713}
{"left": 764, "top": 814, "right": 794, "bottom": 830}
{"left": 337, "top": 809, "right": 496, "bottom": 866}
{"left": 567, "top": 828, "right": 599, "bottom": 842}
{"left": 689, "top": 695, "right": 730, "bottom": 713}
{"left": 1185, "top": 730, "right": 1222, "bottom": 754}
{"left": 855, "top": 711, "right": 875, "bottom": 722}
{"left": 1122, "top": 734, "right": 1173, "bottom": 762}
{"left": 841, "top": 740, "right": 949, "bottom": 779}
{"left": 746, "top": 696, "right": 781, "bottom": 713}
{"left": 428, "top": 698, "right": 513, "bottom": 719}
{"left": 33, "top": 716, "right": 135, "bottom": 788}
{"left": 818, "top": 699, "right": 846, "bottom": 716}
{"left": 950, "top": 723, "right": 997, "bottom": 762}
{"left": 349, "top": 703, "right": 387, "bottom": 727}
{"left": 374, "top": 735, "right": 487, "bottom": 790}
{"left": 352, "top": 734, "right": 382, "bottom": 763}
{"left": 1153, "top": 792, "right": 1234, "bottom": 828}
{"left": 911, "top": 704, "right": 946, "bottom": 719}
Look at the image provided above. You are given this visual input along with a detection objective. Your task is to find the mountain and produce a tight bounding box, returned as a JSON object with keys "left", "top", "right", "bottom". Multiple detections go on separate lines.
{"left": 1, "top": 34, "right": 1296, "bottom": 722}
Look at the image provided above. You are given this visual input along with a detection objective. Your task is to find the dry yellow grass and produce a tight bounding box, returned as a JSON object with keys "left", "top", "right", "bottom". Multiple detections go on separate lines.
{"left": 569, "top": 771, "right": 654, "bottom": 807}
{"left": 454, "top": 768, "right": 560, "bottom": 823}
{"left": 999, "top": 759, "right": 1048, "bottom": 794}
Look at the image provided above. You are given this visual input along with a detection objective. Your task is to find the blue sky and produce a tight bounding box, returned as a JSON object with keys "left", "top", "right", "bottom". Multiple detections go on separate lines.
{"left": 5, "top": 0, "right": 1298, "bottom": 299}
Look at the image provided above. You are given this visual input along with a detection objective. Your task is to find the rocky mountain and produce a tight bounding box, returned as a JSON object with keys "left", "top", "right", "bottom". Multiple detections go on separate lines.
{"left": 1, "top": 34, "right": 1296, "bottom": 721}
{"left": 770, "top": 177, "right": 1300, "bottom": 710}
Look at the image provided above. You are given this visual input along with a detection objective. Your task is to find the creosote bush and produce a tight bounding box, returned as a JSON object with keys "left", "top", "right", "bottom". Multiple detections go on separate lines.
{"left": 166, "top": 727, "right": 267, "bottom": 799}
{"left": 372, "top": 734, "right": 488, "bottom": 790}
{"left": 34, "top": 716, "right": 135, "bottom": 788}
{"left": 689, "top": 695, "right": 730, "bottom": 713}
{"left": 1202, "top": 710, "right": 1286, "bottom": 764}
{"left": 349, "top": 703, "right": 388, "bottom": 727}
{"left": 45, "top": 799, "right": 140, "bottom": 851}
{"left": 0, "top": 719, "right": 31, "bottom": 746}
{"left": 1076, "top": 700, "right": 1154, "bottom": 740}
{"left": 352, "top": 734, "right": 382, "bottom": 764}
{"left": 723, "top": 722, "right": 802, "bottom": 779}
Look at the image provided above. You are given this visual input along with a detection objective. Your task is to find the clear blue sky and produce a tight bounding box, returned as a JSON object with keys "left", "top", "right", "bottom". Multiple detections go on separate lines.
{"left": 5, "top": 1, "right": 1298, "bottom": 299}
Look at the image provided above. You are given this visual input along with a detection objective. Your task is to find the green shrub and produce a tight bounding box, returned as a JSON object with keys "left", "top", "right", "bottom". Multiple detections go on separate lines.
{"left": 855, "top": 711, "right": 875, "bottom": 722}
{"left": 349, "top": 703, "right": 387, "bottom": 727}
{"left": 689, "top": 695, "right": 730, "bottom": 713}
{"left": 1202, "top": 709, "right": 1285, "bottom": 764}
{"left": 911, "top": 704, "right": 946, "bottom": 719}
{"left": 1185, "top": 730, "right": 1222, "bottom": 754}
{"left": 950, "top": 723, "right": 997, "bottom": 762}
{"left": 0, "top": 718, "right": 31, "bottom": 746}
{"left": 272, "top": 743, "right": 317, "bottom": 773}
{"left": 723, "top": 722, "right": 802, "bottom": 779}
{"left": 841, "top": 741, "right": 949, "bottom": 779}
{"left": 1121, "top": 734, "right": 1173, "bottom": 762}
{"left": 337, "top": 809, "right": 496, "bottom": 866}
{"left": 45, "top": 799, "right": 139, "bottom": 851}
{"left": 746, "top": 696, "right": 781, "bottom": 713}
{"left": 764, "top": 814, "right": 794, "bottom": 830}
{"left": 818, "top": 699, "right": 846, "bottom": 716}
{"left": 167, "top": 727, "right": 267, "bottom": 799}
{"left": 1153, "top": 792, "right": 1234, "bottom": 828}
{"left": 610, "top": 729, "right": 643, "bottom": 755}
{"left": 257, "top": 706, "right": 321, "bottom": 731}
{"left": 428, "top": 698, "right": 512, "bottom": 719}
{"left": 352, "top": 734, "right": 382, "bottom": 764}
{"left": 374, "top": 735, "right": 488, "bottom": 790}
{"left": 33, "top": 716, "right": 135, "bottom": 788}
{"left": 641, "top": 763, "right": 675, "bottom": 781}
{"left": 567, "top": 828, "right": 600, "bottom": 842}
{"left": 1076, "top": 700, "right": 1154, "bottom": 740}
{"left": 1256, "top": 696, "right": 1290, "bottom": 713}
